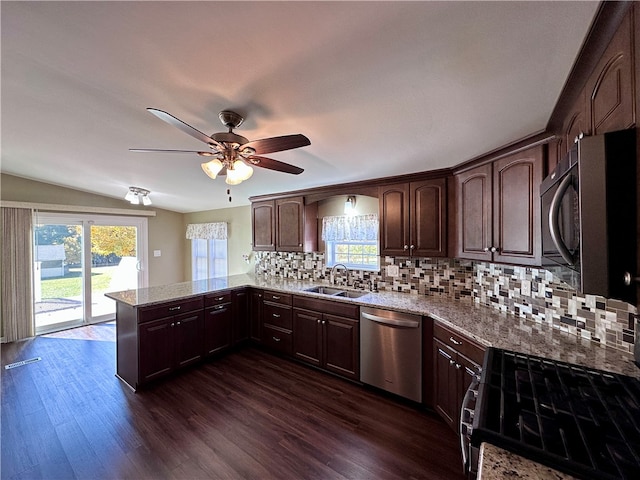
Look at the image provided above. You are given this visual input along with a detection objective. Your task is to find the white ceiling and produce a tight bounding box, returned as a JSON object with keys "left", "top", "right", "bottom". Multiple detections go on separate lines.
{"left": 1, "top": 1, "right": 600, "bottom": 213}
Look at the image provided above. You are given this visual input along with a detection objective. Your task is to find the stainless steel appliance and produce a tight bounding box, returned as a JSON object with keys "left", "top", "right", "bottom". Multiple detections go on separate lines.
{"left": 359, "top": 307, "right": 422, "bottom": 402}
{"left": 540, "top": 128, "right": 636, "bottom": 304}
{"left": 471, "top": 348, "right": 640, "bottom": 479}
{"left": 460, "top": 367, "right": 481, "bottom": 477}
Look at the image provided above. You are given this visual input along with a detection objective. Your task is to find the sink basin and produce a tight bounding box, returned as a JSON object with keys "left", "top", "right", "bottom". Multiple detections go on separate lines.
{"left": 304, "top": 286, "right": 368, "bottom": 298}
{"left": 334, "top": 290, "right": 368, "bottom": 298}
{"left": 304, "top": 286, "right": 345, "bottom": 295}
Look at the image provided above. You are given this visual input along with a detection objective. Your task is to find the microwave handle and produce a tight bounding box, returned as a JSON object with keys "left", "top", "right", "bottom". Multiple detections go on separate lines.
{"left": 549, "top": 173, "right": 576, "bottom": 266}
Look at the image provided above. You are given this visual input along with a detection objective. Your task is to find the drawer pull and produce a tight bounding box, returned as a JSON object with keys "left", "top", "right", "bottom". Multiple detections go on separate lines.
{"left": 214, "top": 305, "right": 225, "bottom": 310}
{"left": 272, "top": 313, "right": 281, "bottom": 318}
{"left": 216, "top": 296, "right": 224, "bottom": 301}
{"left": 176, "top": 321, "right": 181, "bottom": 326}
{"left": 272, "top": 336, "right": 281, "bottom": 342}
{"left": 449, "top": 336, "right": 462, "bottom": 346}
{"left": 169, "top": 306, "right": 181, "bottom": 311}
{"left": 171, "top": 322, "right": 175, "bottom": 327}
{"left": 271, "top": 295, "right": 281, "bottom": 300}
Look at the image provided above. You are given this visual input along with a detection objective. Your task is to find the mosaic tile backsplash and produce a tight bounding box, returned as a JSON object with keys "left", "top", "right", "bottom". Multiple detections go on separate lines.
{"left": 255, "top": 252, "right": 638, "bottom": 354}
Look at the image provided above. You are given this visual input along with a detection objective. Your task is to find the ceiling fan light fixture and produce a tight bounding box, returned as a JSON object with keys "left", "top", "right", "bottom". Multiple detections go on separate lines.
{"left": 201, "top": 159, "right": 223, "bottom": 179}
{"left": 225, "top": 168, "right": 243, "bottom": 185}
{"left": 233, "top": 160, "right": 254, "bottom": 181}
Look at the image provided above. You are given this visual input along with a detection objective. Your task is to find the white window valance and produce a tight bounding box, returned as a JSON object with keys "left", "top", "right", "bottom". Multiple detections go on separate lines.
{"left": 186, "top": 222, "right": 228, "bottom": 240}
{"left": 321, "top": 214, "right": 378, "bottom": 242}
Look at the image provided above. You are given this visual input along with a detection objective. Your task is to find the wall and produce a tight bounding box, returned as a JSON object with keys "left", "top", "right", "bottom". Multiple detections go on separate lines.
{"left": 182, "top": 205, "right": 253, "bottom": 279}
{"left": 1, "top": 173, "right": 185, "bottom": 287}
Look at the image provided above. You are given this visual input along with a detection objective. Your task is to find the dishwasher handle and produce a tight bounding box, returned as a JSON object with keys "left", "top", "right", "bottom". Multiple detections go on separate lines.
{"left": 361, "top": 311, "right": 420, "bottom": 328}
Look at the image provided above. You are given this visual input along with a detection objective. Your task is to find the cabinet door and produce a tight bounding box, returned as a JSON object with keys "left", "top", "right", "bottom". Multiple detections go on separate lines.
{"left": 323, "top": 314, "right": 359, "bottom": 381}
{"left": 411, "top": 178, "right": 447, "bottom": 257}
{"left": 139, "top": 317, "right": 174, "bottom": 383}
{"left": 433, "top": 339, "right": 458, "bottom": 431}
{"left": 492, "top": 147, "right": 542, "bottom": 265}
{"left": 292, "top": 308, "right": 322, "bottom": 367}
{"left": 586, "top": 10, "right": 635, "bottom": 134}
{"left": 250, "top": 290, "right": 263, "bottom": 342}
{"left": 174, "top": 310, "right": 204, "bottom": 368}
{"left": 379, "top": 183, "right": 410, "bottom": 256}
{"left": 561, "top": 88, "right": 588, "bottom": 156}
{"left": 275, "top": 196, "right": 305, "bottom": 252}
{"left": 252, "top": 200, "right": 275, "bottom": 251}
{"left": 456, "top": 164, "right": 493, "bottom": 261}
{"left": 203, "top": 304, "right": 232, "bottom": 356}
{"left": 232, "top": 289, "right": 249, "bottom": 345}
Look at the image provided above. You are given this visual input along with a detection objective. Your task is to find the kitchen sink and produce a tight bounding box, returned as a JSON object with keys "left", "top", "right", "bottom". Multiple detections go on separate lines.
{"left": 303, "top": 286, "right": 368, "bottom": 298}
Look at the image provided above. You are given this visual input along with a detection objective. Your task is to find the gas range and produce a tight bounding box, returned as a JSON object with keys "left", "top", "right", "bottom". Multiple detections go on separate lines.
{"left": 471, "top": 348, "right": 640, "bottom": 480}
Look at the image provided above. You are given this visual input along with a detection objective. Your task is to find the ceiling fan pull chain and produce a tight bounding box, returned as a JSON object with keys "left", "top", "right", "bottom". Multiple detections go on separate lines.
{"left": 227, "top": 188, "right": 232, "bottom": 203}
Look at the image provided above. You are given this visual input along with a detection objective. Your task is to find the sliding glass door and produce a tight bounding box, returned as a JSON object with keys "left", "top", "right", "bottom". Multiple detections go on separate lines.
{"left": 34, "top": 213, "right": 148, "bottom": 334}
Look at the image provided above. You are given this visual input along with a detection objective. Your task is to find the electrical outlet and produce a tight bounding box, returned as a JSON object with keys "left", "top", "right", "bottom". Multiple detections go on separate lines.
{"left": 521, "top": 280, "right": 531, "bottom": 296}
{"left": 304, "top": 260, "right": 313, "bottom": 269}
{"left": 387, "top": 265, "right": 399, "bottom": 277}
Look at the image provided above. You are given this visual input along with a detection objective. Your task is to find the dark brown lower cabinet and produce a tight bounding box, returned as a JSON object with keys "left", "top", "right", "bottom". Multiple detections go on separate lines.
{"left": 203, "top": 302, "right": 232, "bottom": 356}
{"left": 232, "top": 289, "right": 249, "bottom": 345}
{"left": 139, "top": 309, "right": 204, "bottom": 384}
{"left": 432, "top": 323, "right": 484, "bottom": 432}
{"left": 292, "top": 296, "right": 360, "bottom": 381}
{"left": 249, "top": 289, "right": 263, "bottom": 342}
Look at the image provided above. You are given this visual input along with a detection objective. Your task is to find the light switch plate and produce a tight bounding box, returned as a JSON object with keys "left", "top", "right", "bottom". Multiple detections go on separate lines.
{"left": 304, "top": 260, "right": 313, "bottom": 269}
{"left": 153, "top": 250, "right": 161, "bottom": 257}
{"left": 387, "top": 265, "right": 399, "bottom": 277}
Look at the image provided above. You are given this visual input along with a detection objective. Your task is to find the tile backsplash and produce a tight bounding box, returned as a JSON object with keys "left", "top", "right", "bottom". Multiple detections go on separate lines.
{"left": 255, "top": 252, "right": 638, "bottom": 353}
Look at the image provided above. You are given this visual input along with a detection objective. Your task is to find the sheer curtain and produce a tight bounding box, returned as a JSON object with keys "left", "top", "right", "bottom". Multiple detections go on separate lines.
{"left": 1, "top": 207, "right": 35, "bottom": 342}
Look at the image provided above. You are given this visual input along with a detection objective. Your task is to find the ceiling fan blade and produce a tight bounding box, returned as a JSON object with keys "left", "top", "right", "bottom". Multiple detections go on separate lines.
{"left": 242, "top": 134, "right": 310, "bottom": 155}
{"left": 248, "top": 156, "right": 304, "bottom": 175}
{"left": 130, "top": 148, "right": 218, "bottom": 157}
{"left": 147, "top": 108, "right": 217, "bottom": 146}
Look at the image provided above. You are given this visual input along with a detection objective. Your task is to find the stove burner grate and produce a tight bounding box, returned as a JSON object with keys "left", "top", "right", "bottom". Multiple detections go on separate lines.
{"left": 472, "top": 348, "right": 640, "bottom": 480}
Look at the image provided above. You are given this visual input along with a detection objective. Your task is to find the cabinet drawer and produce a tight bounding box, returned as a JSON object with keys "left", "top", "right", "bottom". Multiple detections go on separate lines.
{"left": 434, "top": 322, "right": 485, "bottom": 365}
{"left": 138, "top": 297, "right": 203, "bottom": 324}
{"left": 263, "top": 291, "right": 292, "bottom": 305}
{"left": 204, "top": 291, "right": 232, "bottom": 307}
{"left": 262, "top": 325, "right": 292, "bottom": 355}
{"left": 263, "top": 303, "right": 292, "bottom": 330}
{"left": 293, "top": 295, "right": 359, "bottom": 319}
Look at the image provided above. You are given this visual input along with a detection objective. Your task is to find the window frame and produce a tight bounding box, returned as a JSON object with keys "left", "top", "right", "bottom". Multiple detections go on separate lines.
{"left": 191, "top": 238, "right": 228, "bottom": 281}
{"left": 325, "top": 239, "right": 380, "bottom": 272}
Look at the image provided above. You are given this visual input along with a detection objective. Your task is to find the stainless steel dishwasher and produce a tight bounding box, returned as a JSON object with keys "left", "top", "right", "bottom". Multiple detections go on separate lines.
{"left": 360, "top": 306, "right": 422, "bottom": 402}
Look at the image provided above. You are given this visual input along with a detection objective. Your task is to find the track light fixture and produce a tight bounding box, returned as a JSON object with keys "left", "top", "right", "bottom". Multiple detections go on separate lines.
{"left": 125, "top": 187, "right": 152, "bottom": 206}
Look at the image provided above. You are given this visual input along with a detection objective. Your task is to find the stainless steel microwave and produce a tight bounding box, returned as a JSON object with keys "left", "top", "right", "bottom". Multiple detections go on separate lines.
{"left": 540, "top": 128, "right": 636, "bottom": 304}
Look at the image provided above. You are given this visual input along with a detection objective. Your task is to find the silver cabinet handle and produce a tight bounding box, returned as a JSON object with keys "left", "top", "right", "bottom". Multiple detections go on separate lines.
{"left": 170, "top": 322, "right": 175, "bottom": 327}
{"left": 449, "top": 336, "right": 462, "bottom": 346}
{"left": 624, "top": 272, "right": 640, "bottom": 286}
{"left": 490, "top": 246, "right": 498, "bottom": 253}
{"left": 272, "top": 295, "right": 280, "bottom": 300}
{"left": 410, "top": 245, "right": 415, "bottom": 250}
{"left": 169, "top": 306, "right": 181, "bottom": 311}
{"left": 272, "top": 313, "right": 280, "bottom": 318}
{"left": 403, "top": 245, "right": 409, "bottom": 250}
{"left": 176, "top": 321, "right": 181, "bottom": 326}
{"left": 214, "top": 305, "right": 225, "bottom": 310}
{"left": 272, "top": 336, "right": 281, "bottom": 342}
{"left": 216, "top": 296, "right": 224, "bottom": 301}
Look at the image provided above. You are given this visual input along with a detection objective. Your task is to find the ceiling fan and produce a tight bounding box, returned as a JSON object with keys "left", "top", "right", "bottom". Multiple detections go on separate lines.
{"left": 131, "top": 108, "right": 310, "bottom": 185}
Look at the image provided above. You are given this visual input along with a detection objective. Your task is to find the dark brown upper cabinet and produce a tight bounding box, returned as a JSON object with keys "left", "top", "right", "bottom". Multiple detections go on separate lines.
{"left": 251, "top": 200, "right": 276, "bottom": 251}
{"left": 456, "top": 146, "right": 543, "bottom": 266}
{"left": 379, "top": 178, "right": 447, "bottom": 257}
{"left": 251, "top": 196, "right": 317, "bottom": 252}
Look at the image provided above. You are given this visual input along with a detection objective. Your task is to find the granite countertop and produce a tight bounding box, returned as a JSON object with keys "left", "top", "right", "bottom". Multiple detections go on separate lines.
{"left": 106, "top": 273, "right": 639, "bottom": 378}
{"left": 478, "top": 443, "right": 576, "bottom": 480}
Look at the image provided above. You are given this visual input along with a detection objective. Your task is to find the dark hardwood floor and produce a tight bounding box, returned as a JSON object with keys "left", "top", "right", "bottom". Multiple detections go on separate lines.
{"left": 1, "top": 323, "right": 464, "bottom": 479}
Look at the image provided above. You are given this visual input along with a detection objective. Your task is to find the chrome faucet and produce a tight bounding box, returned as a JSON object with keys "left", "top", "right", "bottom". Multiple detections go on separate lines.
{"left": 330, "top": 263, "right": 350, "bottom": 286}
